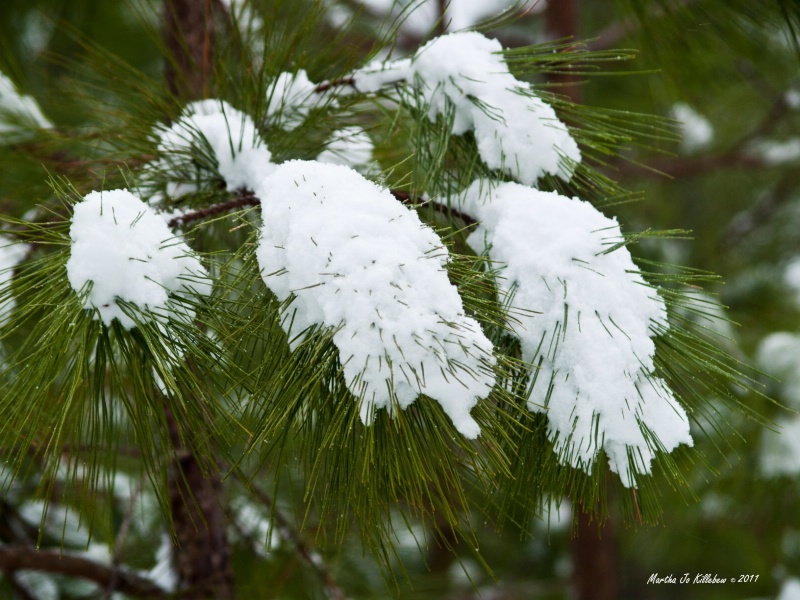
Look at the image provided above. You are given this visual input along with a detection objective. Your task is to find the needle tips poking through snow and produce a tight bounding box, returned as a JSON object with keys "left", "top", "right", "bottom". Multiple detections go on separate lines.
{"left": 67, "top": 189, "right": 210, "bottom": 329}
{"left": 255, "top": 160, "right": 496, "bottom": 437}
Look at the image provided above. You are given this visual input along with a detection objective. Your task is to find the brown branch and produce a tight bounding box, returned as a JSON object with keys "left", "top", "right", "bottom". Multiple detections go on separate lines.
{"left": 314, "top": 77, "right": 356, "bottom": 93}
{"left": 167, "top": 189, "right": 477, "bottom": 231}
{"left": 168, "top": 193, "right": 261, "bottom": 229}
{"left": 0, "top": 546, "right": 168, "bottom": 598}
{"left": 543, "top": 0, "right": 582, "bottom": 103}
{"left": 615, "top": 151, "right": 774, "bottom": 180}
{"left": 390, "top": 190, "right": 477, "bottom": 227}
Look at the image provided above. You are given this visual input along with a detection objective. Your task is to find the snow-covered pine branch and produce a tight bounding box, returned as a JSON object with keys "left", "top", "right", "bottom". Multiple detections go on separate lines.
{"left": 461, "top": 180, "right": 692, "bottom": 487}
{"left": 66, "top": 189, "right": 210, "bottom": 329}
{"left": 352, "top": 31, "right": 581, "bottom": 184}
{"left": 255, "top": 160, "right": 495, "bottom": 437}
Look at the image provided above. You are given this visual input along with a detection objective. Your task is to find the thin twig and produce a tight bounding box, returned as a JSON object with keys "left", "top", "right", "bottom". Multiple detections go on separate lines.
{"left": 167, "top": 193, "right": 261, "bottom": 229}
{"left": 234, "top": 474, "right": 347, "bottom": 600}
{"left": 314, "top": 77, "right": 356, "bottom": 93}
{"left": 166, "top": 189, "right": 477, "bottom": 230}
{"left": 104, "top": 480, "right": 145, "bottom": 600}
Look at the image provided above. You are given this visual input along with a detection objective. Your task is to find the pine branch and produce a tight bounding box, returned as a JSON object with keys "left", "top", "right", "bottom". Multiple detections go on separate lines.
{"left": 0, "top": 547, "right": 169, "bottom": 598}
{"left": 166, "top": 189, "right": 477, "bottom": 231}
{"left": 167, "top": 192, "right": 261, "bottom": 229}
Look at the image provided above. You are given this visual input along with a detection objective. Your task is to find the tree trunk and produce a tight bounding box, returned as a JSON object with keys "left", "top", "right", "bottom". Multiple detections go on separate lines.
{"left": 167, "top": 417, "right": 233, "bottom": 600}
{"left": 163, "top": 1, "right": 233, "bottom": 598}
{"left": 571, "top": 504, "right": 617, "bottom": 600}
{"left": 164, "top": 0, "right": 214, "bottom": 101}
{"left": 544, "top": 0, "right": 582, "bottom": 103}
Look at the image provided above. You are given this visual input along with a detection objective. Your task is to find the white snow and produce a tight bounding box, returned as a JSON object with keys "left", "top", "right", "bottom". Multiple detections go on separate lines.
{"left": 266, "top": 70, "right": 322, "bottom": 130}
{"left": 0, "top": 71, "right": 51, "bottom": 135}
{"left": 350, "top": 0, "right": 541, "bottom": 36}
{"left": 354, "top": 32, "right": 580, "bottom": 185}
{"left": 461, "top": 181, "right": 691, "bottom": 486}
{"left": 155, "top": 99, "right": 273, "bottom": 193}
{"left": 352, "top": 58, "right": 413, "bottom": 93}
{"left": 316, "top": 127, "right": 375, "bottom": 171}
{"left": 255, "top": 160, "right": 496, "bottom": 437}
{"left": 66, "top": 189, "right": 210, "bottom": 330}
{"left": 146, "top": 534, "right": 178, "bottom": 593}
{"left": 779, "top": 578, "right": 800, "bottom": 600}
{"left": 671, "top": 102, "right": 713, "bottom": 153}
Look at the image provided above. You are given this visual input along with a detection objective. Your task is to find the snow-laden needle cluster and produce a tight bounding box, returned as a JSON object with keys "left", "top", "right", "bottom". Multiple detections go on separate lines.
{"left": 462, "top": 181, "right": 692, "bottom": 486}
{"left": 256, "top": 161, "right": 495, "bottom": 437}
{"left": 66, "top": 189, "right": 210, "bottom": 329}
{"left": 355, "top": 31, "right": 581, "bottom": 184}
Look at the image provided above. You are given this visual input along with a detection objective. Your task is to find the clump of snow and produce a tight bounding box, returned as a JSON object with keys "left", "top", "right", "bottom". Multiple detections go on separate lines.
{"left": 783, "top": 257, "right": 800, "bottom": 308}
{"left": 255, "top": 160, "right": 496, "bottom": 437}
{"left": 461, "top": 181, "right": 691, "bottom": 486}
{"left": 352, "top": 58, "right": 413, "bottom": 93}
{"left": 0, "top": 71, "right": 51, "bottom": 137}
{"left": 146, "top": 534, "right": 178, "bottom": 593}
{"left": 66, "top": 189, "right": 210, "bottom": 330}
{"left": 266, "top": 70, "right": 322, "bottom": 130}
{"left": 786, "top": 89, "right": 800, "bottom": 109}
{"left": 316, "top": 127, "right": 375, "bottom": 171}
{"left": 671, "top": 102, "right": 713, "bottom": 153}
{"left": 154, "top": 99, "right": 273, "bottom": 194}
{"left": 356, "top": 32, "right": 580, "bottom": 185}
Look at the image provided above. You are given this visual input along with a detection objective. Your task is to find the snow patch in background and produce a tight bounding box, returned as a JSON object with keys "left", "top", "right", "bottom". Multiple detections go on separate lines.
{"left": 0, "top": 71, "right": 51, "bottom": 136}
{"left": 0, "top": 237, "right": 28, "bottom": 321}
{"left": 779, "top": 578, "right": 800, "bottom": 600}
{"left": 255, "top": 160, "right": 496, "bottom": 437}
{"left": 671, "top": 102, "right": 713, "bottom": 153}
{"left": 756, "top": 332, "right": 800, "bottom": 477}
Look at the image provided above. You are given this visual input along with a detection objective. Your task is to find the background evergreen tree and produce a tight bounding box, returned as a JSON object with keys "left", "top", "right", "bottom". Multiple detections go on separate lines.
{"left": 0, "top": 1, "right": 797, "bottom": 599}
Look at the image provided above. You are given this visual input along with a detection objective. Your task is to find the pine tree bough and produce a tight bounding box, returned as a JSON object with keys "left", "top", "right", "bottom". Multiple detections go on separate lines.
{"left": 0, "top": 9, "right": 757, "bottom": 596}
{"left": 54, "top": 27, "right": 694, "bottom": 483}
